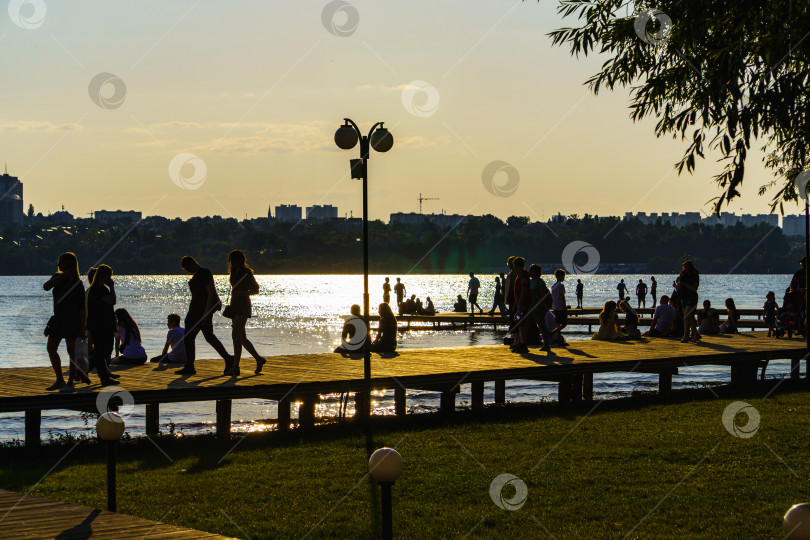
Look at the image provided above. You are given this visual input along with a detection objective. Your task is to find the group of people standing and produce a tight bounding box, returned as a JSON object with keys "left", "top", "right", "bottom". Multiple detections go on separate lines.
{"left": 44, "top": 249, "right": 266, "bottom": 392}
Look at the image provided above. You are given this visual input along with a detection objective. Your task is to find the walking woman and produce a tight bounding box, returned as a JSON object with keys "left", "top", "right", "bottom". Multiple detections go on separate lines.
{"left": 85, "top": 264, "right": 118, "bottom": 386}
{"left": 677, "top": 259, "right": 701, "bottom": 343}
{"left": 226, "top": 249, "right": 265, "bottom": 376}
{"left": 43, "top": 252, "right": 87, "bottom": 391}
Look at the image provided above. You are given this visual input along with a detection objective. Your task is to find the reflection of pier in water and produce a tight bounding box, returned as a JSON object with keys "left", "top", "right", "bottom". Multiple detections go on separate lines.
{"left": 0, "top": 332, "right": 804, "bottom": 446}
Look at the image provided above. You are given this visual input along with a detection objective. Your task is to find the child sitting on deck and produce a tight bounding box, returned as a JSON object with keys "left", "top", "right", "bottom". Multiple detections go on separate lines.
{"left": 150, "top": 313, "right": 186, "bottom": 363}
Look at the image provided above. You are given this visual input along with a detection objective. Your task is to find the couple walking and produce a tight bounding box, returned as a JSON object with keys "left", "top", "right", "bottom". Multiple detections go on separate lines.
{"left": 175, "top": 249, "right": 265, "bottom": 377}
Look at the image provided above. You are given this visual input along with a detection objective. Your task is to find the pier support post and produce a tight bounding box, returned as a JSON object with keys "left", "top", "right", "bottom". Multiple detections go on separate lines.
{"left": 277, "top": 397, "right": 291, "bottom": 431}
{"left": 659, "top": 372, "right": 672, "bottom": 395}
{"left": 440, "top": 391, "right": 455, "bottom": 414}
{"left": 471, "top": 381, "right": 484, "bottom": 411}
{"left": 731, "top": 361, "right": 758, "bottom": 387}
{"left": 25, "top": 409, "right": 40, "bottom": 447}
{"left": 354, "top": 391, "right": 367, "bottom": 422}
{"left": 583, "top": 373, "right": 594, "bottom": 401}
{"left": 145, "top": 404, "right": 159, "bottom": 436}
{"left": 215, "top": 400, "right": 231, "bottom": 439}
{"left": 299, "top": 395, "right": 317, "bottom": 430}
{"left": 558, "top": 376, "right": 572, "bottom": 405}
{"left": 791, "top": 357, "right": 801, "bottom": 380}
{"left": 571, "top": 374, "right": 583, "bottom": 402}
{"left": 394, "top": 387, "right": 406, "bottom": 416}
{"left": 494, "top": 380, "right": 506, "bottom": 404}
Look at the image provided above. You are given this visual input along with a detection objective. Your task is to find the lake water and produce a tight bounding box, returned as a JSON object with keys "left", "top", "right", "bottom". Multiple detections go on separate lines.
{"left": 0, "top": 273, "right": 797, "bottom": 442}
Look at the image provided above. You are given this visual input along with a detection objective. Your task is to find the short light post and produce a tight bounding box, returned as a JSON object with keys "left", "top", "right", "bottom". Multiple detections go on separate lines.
{"left": 368, "top": 447, "right": 403, "bottom": 540}
{"left": 334, "top": 118, "right": 394, "bottom": 421}
{"left": 96, "top": 412, "right": 125, "bottom": 512}
{"left": 784, "top": 503, "right": 810, "bottom": 539}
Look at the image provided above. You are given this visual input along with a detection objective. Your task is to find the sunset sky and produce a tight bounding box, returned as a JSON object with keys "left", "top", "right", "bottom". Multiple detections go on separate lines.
{"left": 0, "top": 0, "right": 793, "bottom": 222}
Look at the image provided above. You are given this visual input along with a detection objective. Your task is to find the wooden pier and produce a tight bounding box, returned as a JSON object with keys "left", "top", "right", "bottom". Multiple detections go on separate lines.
{"left": 0, "top": 489, "right": 234, "bottom": 539}
{"left": 374, "top": 308, "right": 774, "bottom": 332}
{"left": 0, "top": 332, "right": 805, "bottom": 446}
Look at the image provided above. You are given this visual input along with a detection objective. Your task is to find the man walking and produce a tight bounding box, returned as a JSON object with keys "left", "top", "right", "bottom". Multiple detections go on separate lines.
{"left": 467, "top": 272, "right": 483, "bottom": 315}
{"left": 176, "top": 256, "right": 232, "bottom": 375}
{"left": 394, "top": 278, "right": 406, "bottom": 311}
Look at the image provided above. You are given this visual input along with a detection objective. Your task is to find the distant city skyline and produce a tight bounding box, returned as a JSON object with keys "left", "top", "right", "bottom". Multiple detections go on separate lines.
{"left": 1, "top": 2, "right": 801, "bottom": 223}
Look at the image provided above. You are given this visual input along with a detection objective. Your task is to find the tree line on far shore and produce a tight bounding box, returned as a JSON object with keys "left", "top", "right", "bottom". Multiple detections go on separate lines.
{"left": 0, "top": 213, "right": 800, "bottom": 275}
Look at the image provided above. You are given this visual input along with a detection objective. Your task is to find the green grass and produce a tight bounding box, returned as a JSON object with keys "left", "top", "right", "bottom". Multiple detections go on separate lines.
{"left": 2, "top": 383, "right": 809, "bottom": 539}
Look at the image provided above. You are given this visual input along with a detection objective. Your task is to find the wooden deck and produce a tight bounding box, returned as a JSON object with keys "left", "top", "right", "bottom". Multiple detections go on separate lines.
{"left": 1, "top": 332, "right": 806, "bottom": 445}
{"left": 0, "top": 489, "right": 233, "bottom": 539}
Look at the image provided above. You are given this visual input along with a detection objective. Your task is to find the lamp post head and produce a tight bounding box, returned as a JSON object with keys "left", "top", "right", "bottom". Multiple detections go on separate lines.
{"left": 370, "top": 126, "right": 394, "bottom": 153}
{"left": 369, "top": 447, "right": 403, "bottom": 483}
{"left": 96, "top": 412, "right": 125, "bottom": 441}
{"left": 335, "top": 122, "right": 359, "bottom": 150}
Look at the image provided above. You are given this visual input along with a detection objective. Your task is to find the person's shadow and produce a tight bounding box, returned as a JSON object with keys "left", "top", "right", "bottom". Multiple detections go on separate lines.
{"left": 55, "top": 508, "right": 101, "bottom": 539}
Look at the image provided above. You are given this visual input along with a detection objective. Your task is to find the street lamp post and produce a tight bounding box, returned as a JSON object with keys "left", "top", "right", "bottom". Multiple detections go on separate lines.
{"left": 335, "top": 119, "right": 394, "bottom": 421}
{"left": 369, "top": 447, "right": 404, "bottom": 540}
{"left": 96, "top": 412, "right": 125, "bottom": 512}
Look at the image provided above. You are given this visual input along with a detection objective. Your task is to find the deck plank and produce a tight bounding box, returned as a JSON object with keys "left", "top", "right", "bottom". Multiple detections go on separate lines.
{"left": 0, "top": 489, "right": 234, "bottom": 539}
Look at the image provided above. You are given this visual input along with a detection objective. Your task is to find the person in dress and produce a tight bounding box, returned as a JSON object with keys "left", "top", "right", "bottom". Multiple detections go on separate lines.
{"left": 112, "top": 309, "right": 147, "bottom": 365}
{"left": 226, "top": 249, "right": 266, "bottom": 376}
{"left": 43, "top": 252, "right": 87, "bottom": 391}
{"left": 592, "top": 300, "right": 629, "bottom": 341}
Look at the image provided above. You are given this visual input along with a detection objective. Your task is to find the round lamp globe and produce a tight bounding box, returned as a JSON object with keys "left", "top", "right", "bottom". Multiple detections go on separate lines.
{"left": 785, "top": 504, "right": 810, "bottom": 540}
{"left": 335, "top": 125, "right": 358, "bottom": 150}
{"left": 96, "top": 412, "right": 125, "bottom": 441}
{"left": 368, "top": 447, "right": 403, "bottom": 483}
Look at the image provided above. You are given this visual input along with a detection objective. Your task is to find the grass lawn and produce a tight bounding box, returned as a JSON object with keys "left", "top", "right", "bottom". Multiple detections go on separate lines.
{"left": 1, "top": 382, "right": 809, "bottom": 539}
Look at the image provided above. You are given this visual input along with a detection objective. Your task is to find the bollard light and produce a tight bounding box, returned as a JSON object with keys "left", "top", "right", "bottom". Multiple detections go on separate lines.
{"left": 784, "top": 504, "right": 810, "bottom": 540}
{"left": 96, "top": 412, "right": 125, "bottom": 512}
{"left": 369, "top": 448, "right": 403, "bottom": 540}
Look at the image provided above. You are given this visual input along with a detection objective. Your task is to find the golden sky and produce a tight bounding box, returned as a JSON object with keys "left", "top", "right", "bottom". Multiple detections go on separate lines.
{"left": 0, "top": 0, "right": 793, "bottom": 221}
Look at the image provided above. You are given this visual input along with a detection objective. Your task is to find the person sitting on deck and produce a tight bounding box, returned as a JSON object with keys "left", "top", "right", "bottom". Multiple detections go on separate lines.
{"left": 697, "top": 300, "right": 720, "bottom": 335}
{"left": 402, "top": 295, "right": 417, "bottom": 315}
{"left": 371, "top": 302, "right": 397, "bottom": 353}
{"left": 669, "top": 292, "right": 684, "bottom": 338}
{"left": 544, "top": 310, "right": 565, "bottom": 346}
{"left": 422, "top": 297, "right": 436, "bottom": 315}
{"left": 415, "top": 298, "right": 424, "bottom": 314}
{"left": 453, "top": 295, "right": 468, "bottom": 313}
{"left": 643, "top": 295, "right": 675, "bottom": 337}
{"left": 618, "top": 299, "right": 641, "bottom": 339}
{"left": 112, "top": 308, "right": 147, "bottom": 365}
{"left": 592, "top": 300, "right": 629, "bottom": 341}
{"left": 719, "top": 298, "right": 739, "bottom": 334}
{"left": 151, "top": 313, "right": 186, "bottom": 363}
{"left": 334, "top": 305, "right": 364, "bottom": 354}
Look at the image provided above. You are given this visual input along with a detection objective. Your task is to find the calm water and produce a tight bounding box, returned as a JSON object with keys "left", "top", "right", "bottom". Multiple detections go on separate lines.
{"left": 0, "top": 273, "right": 796, "bottom": 441}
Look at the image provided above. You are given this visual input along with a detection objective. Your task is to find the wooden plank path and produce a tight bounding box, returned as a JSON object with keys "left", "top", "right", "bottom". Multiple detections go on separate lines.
{"left": 0, "top": 489, "right": 233, "bottom": 539}
{"left": 0, "top": 332, "right": 806, "bottom": 445}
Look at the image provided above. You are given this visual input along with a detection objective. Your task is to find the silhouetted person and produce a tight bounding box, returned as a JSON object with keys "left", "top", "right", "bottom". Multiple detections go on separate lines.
{"left": 334, "top": 304, "right": 362, "bottom": 353}
{"left": 394, "top": 278, "right": 406, "bottom": 310}
{"left": 617, "top": 279, "right": 627, "bottom": 299}
{"left": 176, "top": 256, "right": 232, "bottom": 376}
{"left": 453, "top": 295, "right": 467, "bottom": 312}
{"left": 371, "top": 302, "right": 397, "bottom": 353}
{"left": 678, "top": 259, "right": 701, "bottom": 343}
{"left": 382, "top": 277, "right": 391, "bottom": 304}
{"left": 43, "top": 252, "right": 86, "bottom": 391}
{"left": 650, "top": 276, "right": 658, "bottom": 305}
{"left": 467, "top": 272, "right": 483, "bottom": 315}
{"left": 636, "top": 279, "right": 647, "bottom": 309}
{"left": 85, "top": 264, "right": 117, "bottom": 386}
{"left": 575, "top": 279, "right": 584, "bottom": 309}
{"left": 226, "top": 249, "right": 265, "bottom": 376}
{"left": 488, "top": 276, "right": 507, "bottom": 315}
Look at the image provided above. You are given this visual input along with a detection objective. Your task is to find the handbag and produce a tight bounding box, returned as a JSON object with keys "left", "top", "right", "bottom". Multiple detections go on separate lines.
{"left": 74, "top": 337, "right": 90, "bottom": 374}
{"left": 44, "top": 315, "right": 56, "bottom": 337}
{"left": 221, "top": 288, "right": 234, "bottom": 319}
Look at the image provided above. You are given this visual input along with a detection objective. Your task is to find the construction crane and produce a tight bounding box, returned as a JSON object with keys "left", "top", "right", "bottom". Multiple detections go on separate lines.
{"left": 418, "top": 193, "right": 439, "bottom": 214}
